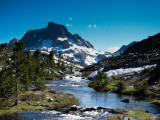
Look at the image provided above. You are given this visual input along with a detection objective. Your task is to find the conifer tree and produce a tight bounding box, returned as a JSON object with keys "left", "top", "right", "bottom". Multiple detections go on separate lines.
{"left": 34, "top": 49, "right": 42, "bottom": 61}
{"left": 48, "top": 51, "right": 55, "bottom": 68}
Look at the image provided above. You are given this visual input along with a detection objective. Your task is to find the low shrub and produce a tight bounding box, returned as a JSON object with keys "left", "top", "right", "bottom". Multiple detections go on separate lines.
{"left": 134, "top": 82, "right": 149, "bottom": 96}
{"left": 141, "top": 66, "right": 155, "bottom": 74}
{"left": 89, "top": 71, "right": 109, "bottom": 91}
{"left": 116, "top": 81, "right": 127, "bottom": 93}
{"left": 81, "top": 71, "right": 92, "bottom": 77}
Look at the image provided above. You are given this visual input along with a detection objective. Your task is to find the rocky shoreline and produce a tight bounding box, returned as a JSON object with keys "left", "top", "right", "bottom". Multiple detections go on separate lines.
{"left": 63, "top": 105, "right": 157, "bottom": 120}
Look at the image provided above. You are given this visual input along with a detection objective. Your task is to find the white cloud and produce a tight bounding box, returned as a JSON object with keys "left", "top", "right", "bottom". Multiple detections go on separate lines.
{"left": 66, "top": 24, "right": 70, "bottom": 26}
{"left": 66, "top": 24, "right": 72, "bottom": 27}
{"left": 88, "top": 24, "right": 92, "bottom": 28}
{"left": 69, "top": 18, "right": 72, "bottom": 20}
{"left": 107, "top": 47, "right": 120, "bottom": 53}
{"left": 89, "top": 24, "right": 96, "bottom": 28}
{"left": 93, "top": 24, "right": 96, "bottom": 28}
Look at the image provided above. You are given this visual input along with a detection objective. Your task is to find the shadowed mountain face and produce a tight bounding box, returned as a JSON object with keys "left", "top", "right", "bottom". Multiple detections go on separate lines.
{"left": 23, "top": 22, "right": 93, "bottom": 49}
{"left": 124, "top": 33, "right": 160, "bottom": 54}
{"left": 83, "top": 33, "right": 160, "bottom": 72}
{"left": 11, "top": 22, "right": 111, "bottom": 66}
{"left": 113, "top": 41, "right": 137, "bottom": 56}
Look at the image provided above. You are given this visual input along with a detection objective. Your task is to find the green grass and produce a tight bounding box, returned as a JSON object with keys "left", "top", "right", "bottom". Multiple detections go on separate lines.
{"left": 121, "top": 87, "right": 135, "bottom": 95}
{"left": 107, "top": 83, "right": 117, "bottom": 90}
{"left": 90, "top": 79, "right": 135, "bottom": 95}
{"left": 107, "top": 108, "right": 156, "bottom": 120}
{"left": 0, "top": 90, "right": 79, "bottom": 116}
{"left": 125, "top": 108, "right": 156, "bottom": 119}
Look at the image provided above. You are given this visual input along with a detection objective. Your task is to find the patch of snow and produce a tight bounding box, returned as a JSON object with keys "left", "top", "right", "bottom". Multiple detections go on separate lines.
{"left": 57, "top": 37, "right": 67, "bottom": 41}
{"left": 89, "top": 64, "right": 157, "bottom": 78}
{"left": 41, "top": 47, "right": 48, "bottom": 51}
{"left": 85, "top": 56, "right": 97, "bottom": 65}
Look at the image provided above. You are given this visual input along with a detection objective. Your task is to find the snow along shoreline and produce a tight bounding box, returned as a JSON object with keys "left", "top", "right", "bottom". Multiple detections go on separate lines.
{"left": 88, "top": 64, "right": 157, "bottom": 78}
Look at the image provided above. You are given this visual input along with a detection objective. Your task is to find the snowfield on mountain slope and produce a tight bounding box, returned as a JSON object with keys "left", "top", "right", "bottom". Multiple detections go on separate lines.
{"left": 52, "top": 38, "right": 111, "bottom": 65}
{"left": 88, "top": 64, "right": 157, "bottom": 78}
{"left": 28, "top": 37, "right": 111, "bottom": 66}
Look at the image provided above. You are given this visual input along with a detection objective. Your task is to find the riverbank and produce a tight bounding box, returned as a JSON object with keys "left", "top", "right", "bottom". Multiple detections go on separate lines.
{"left": 107, "top": 108, "right": 157, "bottom": 120}
{"left": 88, "top": 70, "right": 160, "bottom": 102}
{"left": 0, "top": 89, "right": 79, "bottom": 117}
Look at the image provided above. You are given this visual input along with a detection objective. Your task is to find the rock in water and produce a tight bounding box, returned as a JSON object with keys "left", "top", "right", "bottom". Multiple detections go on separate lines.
{"left": 121, "top": 99, "right": 130, "bottom": 103}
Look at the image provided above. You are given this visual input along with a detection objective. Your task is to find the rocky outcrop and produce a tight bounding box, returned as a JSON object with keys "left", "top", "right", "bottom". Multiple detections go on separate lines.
{"left": 45, "top": 67, "right": 60, "bottom": 75}
{"left": 124, "top": 33, "right": 160, "bottom": 54}
{"left": 71, "top": 34, "right": 94, "bottom": 48}
{"left": 68, "top": 105, "right": 128, "bottom": 114}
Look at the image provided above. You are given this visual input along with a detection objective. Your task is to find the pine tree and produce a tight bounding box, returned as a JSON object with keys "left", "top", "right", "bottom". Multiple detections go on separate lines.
{"left": 34, "top": 49, "right": 42, "bottom": 61}
{"left": 48, "top": 51, "right": 55, "bottom": 68}
{"left": 12, "top": 39, "right": 26, "bottom": 105}
{"left": 27, "top": 48, "right": 31, "bottom": 60}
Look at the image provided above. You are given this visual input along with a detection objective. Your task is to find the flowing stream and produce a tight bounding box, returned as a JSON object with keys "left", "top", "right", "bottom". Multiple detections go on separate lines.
{"left": 5, "top": 72, "right": 160, "bottom": 120}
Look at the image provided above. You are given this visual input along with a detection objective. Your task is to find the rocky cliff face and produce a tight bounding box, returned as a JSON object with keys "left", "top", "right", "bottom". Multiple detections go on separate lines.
{"left": 9, "top": 22, "right": 111, "bottom": 66}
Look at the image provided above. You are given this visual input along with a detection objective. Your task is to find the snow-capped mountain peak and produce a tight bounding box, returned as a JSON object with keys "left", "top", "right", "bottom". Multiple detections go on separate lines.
{"left": 10, "top": 22, "right": 111, "bottom": 66}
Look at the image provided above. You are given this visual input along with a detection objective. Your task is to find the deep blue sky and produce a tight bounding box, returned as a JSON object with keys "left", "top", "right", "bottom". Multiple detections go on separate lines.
{"left": 1, "top": 0, "right": 160, "bottom": 52}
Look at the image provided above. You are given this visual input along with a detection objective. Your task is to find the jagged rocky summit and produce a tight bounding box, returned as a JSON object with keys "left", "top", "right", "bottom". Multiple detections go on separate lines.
{"left": 10, "top": 22, "right": 111, "bottom": 66}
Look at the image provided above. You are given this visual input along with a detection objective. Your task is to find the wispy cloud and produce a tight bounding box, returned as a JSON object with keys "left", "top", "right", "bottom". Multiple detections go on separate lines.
{"left": 107, "top": 47, "right": 120, "bottom": 53}
{"left": 89, "top": 24, "right": 97, "bottom": 28}
{"left": 93, "top": 24, "right": 96, "bottom": 28}
{"left": 68, "top": 17, "right": 72, "bottom": 20}
{"left": 88, "top": 24, "right": 92, "bottom": 28}
{"left": 66, "top": 24, "right": 70, "bottom": 26}
{"left": 66, "top": 24, "right": 72, "bottom": 27}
